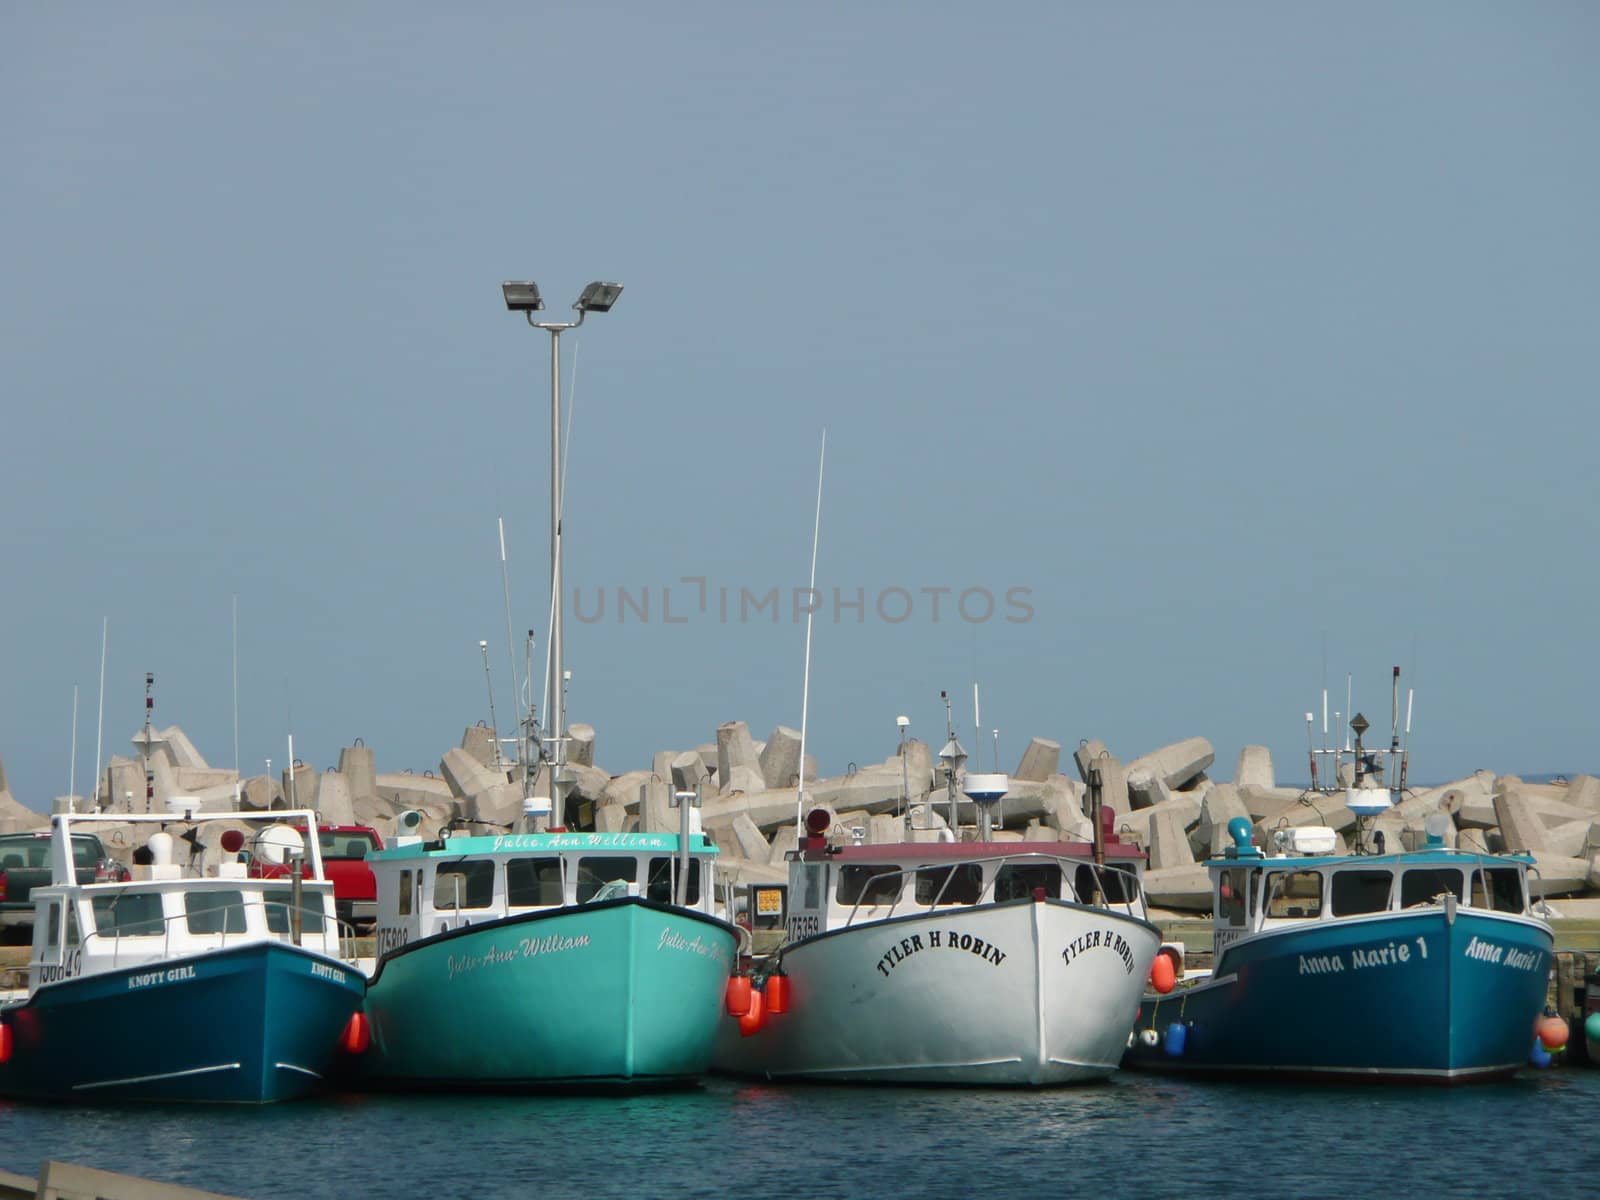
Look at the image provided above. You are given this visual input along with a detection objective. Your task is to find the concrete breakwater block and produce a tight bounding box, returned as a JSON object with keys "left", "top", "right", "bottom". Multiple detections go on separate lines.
{"left": 1529, "top": 854, "right": 1591, "bottom": 898}
{"left": 440, "top": 747, "right": 499, "bottom": 800}
{"left": 337, "top": 744, "right": 377, "bottom": 802}
{"left": 1073, "top": 739, "right": 1109, "bottom": 784}
{"left": 374, "top": 772, "right": 453, "bottom": 811}
{"left": 313, "top": 772, "right": 356, "bottom": 825}
{"left": 1014, "top": 738, "right": 1061, "bottom": 783}
{"left": 1494, "top": 788, "right": 1600, "bottom": 856}
{"left": 1127, "top": 737, "right": 1214, "bottom": 795}
{"left": 759, "top": 726, "right": 802, "bottom": 789}
{"left": 460, "top": 725, "right": 498, "bottom": 768}
{"left": 282, "top": 762, "right": 318, "bottom": 811}
{"left": 567, "top": 722, "right": 596, "bottom": 768}
{"left": 1112, "top": 794, "right": 1202, "bottom": 849}
{"left": 716, "top": 721, "right": 760, "bottom": 793}
{"left": 602, "top": 770, "right": 652, "bottom": 813}
{"left": 1238, "top": 785, "right": 1306, "bottom": 823}
{"left": 669, "top": 751, "right": 710, "bottom": 794}
{"left": 1194, "top": 783, "right": 1250, "bottom": 858}
{"left": 1235, "top": 745, "right": 1274, "bottom": 790}
{"left": 639, "top": 777, "right": 673, "bottom": 834}
{"left": 1147, "top": 803, "right": 1196, "bottom": 870}
{"left": 1143, "top": 865, "right": 1212, "bottom": 911}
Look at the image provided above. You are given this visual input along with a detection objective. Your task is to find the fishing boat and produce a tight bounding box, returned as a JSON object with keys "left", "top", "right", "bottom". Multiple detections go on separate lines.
{"left": 359, "top": 827, "right": 737, "bottom": 1090}
{"left": 1123, "top": 684, "right": 1555, "bottom": 1083}
{"left": 352, "top": 279, "right": 739, "bottom": 1092}
{"left": 713, "top": 763, "right": 1162, "bottom": 1086}
{"left": 0, "top": 809, "right": 367, "bottom": 1104}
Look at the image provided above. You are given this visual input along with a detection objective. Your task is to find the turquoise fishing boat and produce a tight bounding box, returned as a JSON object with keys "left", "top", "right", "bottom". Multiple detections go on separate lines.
{"left": 360, "top": 830, "right": 738, "bottom": 1090}
{"left": 0, "top": 810, "right": 367, "bottom": 1104}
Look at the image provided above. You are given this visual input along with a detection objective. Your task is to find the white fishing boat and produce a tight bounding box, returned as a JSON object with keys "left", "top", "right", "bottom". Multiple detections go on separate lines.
{"left": 713, "top": 771, "right": 1161, "bottom": 1085}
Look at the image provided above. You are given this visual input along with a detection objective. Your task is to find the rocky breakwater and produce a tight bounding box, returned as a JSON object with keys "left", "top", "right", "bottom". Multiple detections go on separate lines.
{"left": 4, "top": 721, "right": 1599, "bottom": 919}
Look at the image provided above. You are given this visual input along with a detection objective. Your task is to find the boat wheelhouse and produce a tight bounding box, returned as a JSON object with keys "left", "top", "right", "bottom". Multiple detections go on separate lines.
{"left": 713, "top": 810, "right": 1162, "bottom": 1086}
{"left": 1122, "top": 817, "right": 1555, "bottom": 1082}
{"left": 359, "top": 829, "right": 739, "bottom": 1091}
{"left": 0, "top": 810, "right": 366, "bottom": 1104}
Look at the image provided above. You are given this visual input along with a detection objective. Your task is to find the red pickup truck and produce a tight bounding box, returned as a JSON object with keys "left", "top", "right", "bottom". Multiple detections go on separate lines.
{"left": 248, "top": 824, "right": 383, "bottom": 931}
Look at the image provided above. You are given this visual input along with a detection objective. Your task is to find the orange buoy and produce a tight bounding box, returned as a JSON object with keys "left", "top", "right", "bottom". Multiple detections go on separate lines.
{"left": 0, "top": 1023, "right": 11, "bottom": 1064}
{"left": 764, "top": 974, "right": 791, "bottom": 1015}
{"left": 725, "top": 976, "right": 753, "bottom": 1018}
{"left": 340, "top": 1011, "right": 371, "bottom": 1055}
{"left": 1150, "top": 954, "right": 1176, "bottom": 995}
{"left": 738, "top": 988, "right": 767, "bottom": 1037}
{"left": 1536, "top": 1014, "right": 1569, "bottom": 1051}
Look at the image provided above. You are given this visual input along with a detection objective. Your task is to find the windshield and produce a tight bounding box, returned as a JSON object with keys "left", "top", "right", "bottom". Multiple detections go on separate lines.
{"left": 319, "top": 831, "right": 377, "bottom": 859}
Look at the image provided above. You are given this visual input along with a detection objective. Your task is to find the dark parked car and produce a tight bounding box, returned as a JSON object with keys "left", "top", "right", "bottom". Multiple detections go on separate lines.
{"left": 0, "top": 831, "right": 129, "bottom": 941}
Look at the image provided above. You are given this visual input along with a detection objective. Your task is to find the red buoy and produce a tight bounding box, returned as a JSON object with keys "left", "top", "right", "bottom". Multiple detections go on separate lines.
{"left": 340, "top": 1011, "right": 370, "bottom": 1055}
{"left": 0, "top": 1023, "right": 11, "bottom": 1064}
{"left": 1150, "top": 954, "right": 1176, "bottom": 995}
{"left": 725, "top": 976, "right": 753, "bottom": 1018}
{"left": 764, "top": 974, "right": 791, "bottom": 1015}
{"left": 1537, "top": 1014, "right": 1569, "bottom": 1051}
{"left": 738, "top": 989, "right": 767, "bottom": 1037}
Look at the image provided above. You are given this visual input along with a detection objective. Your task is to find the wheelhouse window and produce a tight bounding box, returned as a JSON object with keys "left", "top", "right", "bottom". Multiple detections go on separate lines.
{"left": 264, "top": 888, "right": 326, "bottom": 934}
{"left": 93, "top": 891, "right": 166, "bottom": 937}
{"left": 1264, "top": 871, "right": 1323, "bottom": 919}
{"left": 1077, "top": 863, "right": 1140, "bottom": 905}
{"left": 185, "top": 889, "right": 247, "bottom": 935}
{"left": 646, "top": 857, "right": 701, "bottom": 905}
{"left": 915, "top": 864, "right": 983, "bottom": 906}
{"left": 508, "top": 857, "right": 566, "bottom": 906}
{"left": 995, "top": 863, "right": 1061, "bottom": 903}
{"left": 1331, "top": 870, "right": 1393, "bottom": 916}
{"left": 398, "top": 870, "right": 413, "bottom": 916}
{"left": 1400, "top": 867, "right": 1464, "bottom": 907}
{"left": 576, "top": 856, "right": 638, "bottom": 903}
{"left": 836, "top": 865, "right": 903, "bottom": 906}
{"left": 1471, "top": 867, "right": 1525, "bottom": 914}
{"left": 45, "top": 901, "right": 61, "bottom": 947}
{"left": 797, "top": 864, "right": 825, "bottom": 910}
{"left": 435, "top": 861, "right": 495, "bottom": 910}
{"left": 1216, "top": 867, "right": 1252, "bottom": 926}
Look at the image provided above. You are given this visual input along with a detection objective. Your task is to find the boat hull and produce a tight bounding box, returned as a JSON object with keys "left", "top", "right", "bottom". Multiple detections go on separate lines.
{"left": 359, "top": 897, "right": 737, "bottom": 1090}
{"left": 1122, "top": 908, "right": 1552, "bottom": 1083}
{"left": 713, "top": 897, "right": 1160, "bottom": 1085}
{"left": 0, "top": 941, "right": 365, "bottom": 1104}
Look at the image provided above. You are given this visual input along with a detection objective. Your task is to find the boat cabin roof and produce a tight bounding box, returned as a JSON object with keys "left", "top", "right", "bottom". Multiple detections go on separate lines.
{"left": 796, "top": 839, "right": 1146, "bottom": 865}
{"left": 369, "top": 830, "right": 720, "bottom": 863}
{"left": 1206, "top": 846, "right": 1534, "bottom": 871}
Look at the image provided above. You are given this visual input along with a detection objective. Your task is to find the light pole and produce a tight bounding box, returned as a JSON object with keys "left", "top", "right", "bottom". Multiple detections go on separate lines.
{"left": 503, "top": 279, "right": 623, "bottom": 822}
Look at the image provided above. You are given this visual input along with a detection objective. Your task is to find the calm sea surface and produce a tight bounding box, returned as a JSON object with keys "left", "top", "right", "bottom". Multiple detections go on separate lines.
{"left": 2, "top": 1070, "right": 1597, "bottom": 1199}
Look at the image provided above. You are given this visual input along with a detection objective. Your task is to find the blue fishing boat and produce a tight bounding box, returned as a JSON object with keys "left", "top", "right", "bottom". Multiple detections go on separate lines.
{"left": 359, "top": 829, "right": 738, "bottom": 1090}
{"left": 0, "top": 810, "right": 367, "bottom": 1104}
{"left": 1122, "top": 815, "right": 1554, "bottom": 1082}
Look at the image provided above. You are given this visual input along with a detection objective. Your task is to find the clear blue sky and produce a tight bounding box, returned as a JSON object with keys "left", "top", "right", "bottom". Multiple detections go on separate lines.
{"left": 4, "top": 3, "right": 1596, "bottom": 809}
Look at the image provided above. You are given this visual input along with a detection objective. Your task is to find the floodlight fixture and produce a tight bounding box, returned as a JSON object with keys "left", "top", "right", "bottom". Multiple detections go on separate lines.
{"left": 575, "top": 281, "right": 623, "bottom": 313}
{"left": 502, "top": 281, "right": 546, "bottom": 312}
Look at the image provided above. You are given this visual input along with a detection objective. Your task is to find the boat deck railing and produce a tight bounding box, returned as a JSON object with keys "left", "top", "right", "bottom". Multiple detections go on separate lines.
{"left": 833, "top": 854, "right": 1149, "bottom": 932}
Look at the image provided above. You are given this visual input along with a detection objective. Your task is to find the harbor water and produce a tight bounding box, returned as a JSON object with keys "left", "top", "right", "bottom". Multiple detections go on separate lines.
{"left": 2, "top": 1070, "right": 1597, "bottom": 1198}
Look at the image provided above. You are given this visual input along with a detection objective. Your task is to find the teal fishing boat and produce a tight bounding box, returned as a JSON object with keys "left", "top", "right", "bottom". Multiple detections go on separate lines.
{"left": 360, "top": 830, "right": 738, "bottom": 1090}
{"left": 0, "top": 810, "right": 367, "bottom": 1104}
{"left": 1124, "top": 683, "right": 1555, "bottom": 1083}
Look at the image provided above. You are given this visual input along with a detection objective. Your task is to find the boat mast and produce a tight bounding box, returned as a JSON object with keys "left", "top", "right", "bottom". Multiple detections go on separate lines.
{"left": 795, "top": 429, "right": 827, "bottom": 833}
